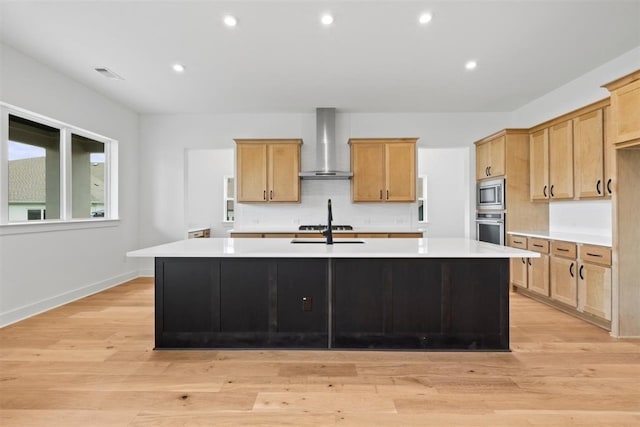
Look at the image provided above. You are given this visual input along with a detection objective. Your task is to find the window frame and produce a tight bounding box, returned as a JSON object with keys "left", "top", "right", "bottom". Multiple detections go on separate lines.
{"left": 0, "top": 102, "right": 119, "bottom": 234}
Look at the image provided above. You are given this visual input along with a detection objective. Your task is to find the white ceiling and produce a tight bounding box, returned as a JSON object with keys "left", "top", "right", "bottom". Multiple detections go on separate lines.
{"left": 1, "top": 0, "right": 639, "bottom": 114}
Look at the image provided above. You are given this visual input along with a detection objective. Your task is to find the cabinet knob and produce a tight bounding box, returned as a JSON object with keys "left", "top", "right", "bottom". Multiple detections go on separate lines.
{"left": 596, "top": 180, "right": 602, "bottom": 195}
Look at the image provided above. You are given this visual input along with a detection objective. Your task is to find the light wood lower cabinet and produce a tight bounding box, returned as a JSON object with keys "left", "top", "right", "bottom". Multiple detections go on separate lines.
{"left": 578, "top": 244, "right": 612, "bottom": 321}
{"left": 528, "top": 255, "right": 550, "bottom": 296}
{"left": 508, "top": 235, "right": 528, "bottom": 289}
{"left": 550, "top": 256, "right": 577, "bottom": 307}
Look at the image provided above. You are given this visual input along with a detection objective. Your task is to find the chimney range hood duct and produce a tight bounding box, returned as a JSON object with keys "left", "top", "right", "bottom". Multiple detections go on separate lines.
{"left": 299, "top": 108, "right": 353, "bottom": 179}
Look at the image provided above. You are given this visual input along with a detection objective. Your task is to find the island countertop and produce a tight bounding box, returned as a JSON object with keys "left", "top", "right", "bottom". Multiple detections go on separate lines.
{"left": 127, "top": 237, "right": 539, "bottom": 259}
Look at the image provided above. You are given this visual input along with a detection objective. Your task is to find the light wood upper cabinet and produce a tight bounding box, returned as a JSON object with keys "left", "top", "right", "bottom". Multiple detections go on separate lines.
{"left": 530, "top": 128, "right": 549, "bottom": 200}
{"left": 385, "top": 142, "right": 416, "bottom": 201}
{"left": 236, "top": 143, "right": 268, "bottom": 202}
{"left": 349, "top": 138, "right": 417, "bottom": 202}
{"left": 475, "top": 136, "right": 505, "bottom": 180}
{"left": 603, "top": 70, "right": 640, "bottom": 148}
{"left": 603, "top": 105, "right": 615, "bottom": 197}
{"left": 549, "top": 120, "right": 574, "bottom": 199}
{"left": 574, "top": 109, "right": 604, "bottom": 198}
{"left": 235, "top": 139, "right": 302, "bottom": 203}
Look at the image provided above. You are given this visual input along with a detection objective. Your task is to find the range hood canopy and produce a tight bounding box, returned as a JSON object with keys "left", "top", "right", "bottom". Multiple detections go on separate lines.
{"left": 299, "top": 108, "right": 353, "bottom": 179}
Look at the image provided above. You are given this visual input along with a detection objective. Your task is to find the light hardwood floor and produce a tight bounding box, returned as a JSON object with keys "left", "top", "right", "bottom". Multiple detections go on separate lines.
{"left": 1, "top": 277, "right": 639, "bottom": 426}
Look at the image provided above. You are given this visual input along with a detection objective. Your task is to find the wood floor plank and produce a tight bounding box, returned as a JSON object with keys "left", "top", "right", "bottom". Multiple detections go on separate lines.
{"left": 1, "top": 277, "right": 640, "bottom": 426}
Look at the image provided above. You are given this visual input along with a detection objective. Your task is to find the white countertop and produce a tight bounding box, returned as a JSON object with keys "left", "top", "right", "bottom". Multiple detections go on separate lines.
{"left": 507, "top": 230, "right": 612, "bottom": 247}
{"left": 127, "top": 237, "right": 539, "bottom": 259}
{"left": 228, "top": 226, "right": 426, "bottom": 234}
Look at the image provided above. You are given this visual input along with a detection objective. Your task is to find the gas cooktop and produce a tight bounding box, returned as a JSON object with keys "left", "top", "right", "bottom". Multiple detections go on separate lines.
{"left": 298, "top": 225, "right": 353, "bottom": 231}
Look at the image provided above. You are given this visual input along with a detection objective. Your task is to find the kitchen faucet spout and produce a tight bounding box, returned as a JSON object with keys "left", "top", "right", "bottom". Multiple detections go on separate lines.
{"left": 322, "top": 199, "right": 333, "bottom": 244}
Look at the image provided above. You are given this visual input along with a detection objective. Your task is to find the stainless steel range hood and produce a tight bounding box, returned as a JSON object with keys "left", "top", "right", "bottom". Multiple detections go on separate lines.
{"left": 299, "top": 108, "right": 353, "bottom": 179}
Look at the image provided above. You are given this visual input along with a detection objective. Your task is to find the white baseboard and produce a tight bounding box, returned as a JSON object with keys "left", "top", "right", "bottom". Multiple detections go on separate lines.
{"left": 0, "top": 270, "right": 139, "bottom": 328}
{"left": 138, "top": 268, "right": 154, "bottom": 277}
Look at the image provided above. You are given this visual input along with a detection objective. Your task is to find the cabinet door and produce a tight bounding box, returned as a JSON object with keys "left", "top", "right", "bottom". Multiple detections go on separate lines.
{"left": 237, "top": 143, "right": 267, "bottom": 202}
{"left": 578, "top": 263, "right": 612, "bottom": 320}
{"left": 603, "top": 106, "right": 615, "bottom": 197}
{"left": 489, "top": 136, "right": 506, "bottom": 177}
{"left": 268, "top": 143, "right": 300, "bottom": 202}
{"left": 385, "top": 142, "right": 415, "bottom": 202}
{"left": 528, "top": 255, "right": 549, "bottom": 296}
{"left": 530, "top": 129, "right": 549, "bottom": 200}
{"left": 574, "top": 109, "right": 604, "bottom": 198}
{"left": 550, "top": 257, "right": 577, "bottom": 307}
{"left": 476, "top": 141, "right": 490, "bottom": 180}
{"left": 609, "top": 78, "right": 640, "bottom": 145}
{"left": 510, "top": 257, "right": 528, "bottom": 288}
{"left": 549, "top": 120, "right": 574, "bottom": 199}
{"left": 351, "top": 143, "right": 385, "bottom": 202}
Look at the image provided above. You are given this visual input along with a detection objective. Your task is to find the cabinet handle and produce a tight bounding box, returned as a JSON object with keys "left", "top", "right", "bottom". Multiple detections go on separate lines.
{"left": 379, "top": 190, "right": 383, "bottom": 200}
{"left": 569, "top": 262, "right": 575, "bottom": 277}
{"left": 521, "top": 258, "right": 526, "bottom": 264}
{"left": 550, "top": 185, "right": 555, "bottom": 198}
{"left": 263, "top": 190, "right": 266, "bottom": 200}
{"left": 543, "top": 185, "right": 548, "bottom": 198}
{"left": 586, "top": 252, "right": 603, "bottom": 258}
{"left": 533, "top": 244, "right": 544, "bottom": 248}
{"left": 386, "top": 190, "right": 390, "bottom": 200}
{"left": 596, "top": 180, "right": 602, "bottom": 195}
{"left": 513, "top": 240, "right": 523, "bottom": 244}
{"left": 527, "top": 259, "right": 532, "bottom": 266}
{"left": 607, "top": 179, "right": 612, "bottom": 194}
{"left": 270, "top": 190, "right": 273, "bottom": 200}
{"left": 557, "top": 248, "right": 569, "bottom": 252}
{"left": 488, "top": 166, "right": 492, "bottom": 176}
{"left": 486, "top": 167, "right": 489, "bottom": 176}
{"left": 579, "top": 265, "right": 584, "bottom": 280}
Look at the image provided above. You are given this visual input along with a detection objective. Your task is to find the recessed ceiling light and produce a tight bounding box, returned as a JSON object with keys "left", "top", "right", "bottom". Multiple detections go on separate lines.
{"left": 224, "top": 15, "right": 237, "bottom": 27}
{"left": 419, "top": 13, "right": 432, "bottom": 24}
{"left": 465, "top": 60, "right": 477, "bottom": 70}
{"left": 172, "top": 63, "right": 185, "bottom": 73}
{"left": 321, "top": 14, "right": 334, "bottom": 26}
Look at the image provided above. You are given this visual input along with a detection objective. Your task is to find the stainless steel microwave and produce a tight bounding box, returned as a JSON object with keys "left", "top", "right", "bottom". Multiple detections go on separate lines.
{"left": 477, "top": 178, "right": 505, "bottom": 210}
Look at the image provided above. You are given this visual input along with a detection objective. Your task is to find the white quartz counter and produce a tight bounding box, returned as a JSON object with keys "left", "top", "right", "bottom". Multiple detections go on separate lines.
{"left": 507, "top": 231, "right": 612, "bottom": 247}
{"left": 127, "top": 237, "right": 539, "bottom": 259}
{"left": 228, "top": 226, "right": 426, "bottom": 234}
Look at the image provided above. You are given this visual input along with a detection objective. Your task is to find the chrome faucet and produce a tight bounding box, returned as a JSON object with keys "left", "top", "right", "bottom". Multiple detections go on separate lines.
{"left": 322, "top": 199, "right": 333, "bottom": 245}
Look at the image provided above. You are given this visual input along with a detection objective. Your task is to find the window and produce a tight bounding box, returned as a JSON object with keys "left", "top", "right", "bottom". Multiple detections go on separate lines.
{"left": 417, "top": 176, "right": 427, "bottom": 223}
{"left": 223, "top": 176, "right": 235, "bottom": 222}
{"left": 1, "top": 103, "right": 118, "bottom": 226}
{"left": 8, "top": 115, "right": 61, "bottom": 221}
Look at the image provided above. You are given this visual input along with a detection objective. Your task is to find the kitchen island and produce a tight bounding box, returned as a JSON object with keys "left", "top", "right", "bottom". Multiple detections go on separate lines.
{"left": 127, "top": 238, "right": 537, "bottom": 351}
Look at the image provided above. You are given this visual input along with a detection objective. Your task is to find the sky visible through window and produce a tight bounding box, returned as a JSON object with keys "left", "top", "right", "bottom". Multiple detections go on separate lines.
{"left": 9, "top": 141, "right": 105, "bottom": 162}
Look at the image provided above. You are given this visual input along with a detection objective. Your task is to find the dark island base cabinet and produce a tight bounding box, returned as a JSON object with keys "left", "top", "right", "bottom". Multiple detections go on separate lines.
{"left": 155, "top": 257, "right": 509, "bottom": 351}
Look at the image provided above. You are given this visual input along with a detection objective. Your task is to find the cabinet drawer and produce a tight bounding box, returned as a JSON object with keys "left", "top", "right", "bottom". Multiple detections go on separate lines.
{"left": 230, "top": 233, "right": 264, "bottom": 238}
{"left": 528, "top": 238, "right": 549, "bottom": 254}
{"left": 551, "top": 241, "right": 577, "bottom": 259}
{"left": 188, "top": 230, "right": 205, "bottom": 238}
{"left": 508, "top": 235, "right": 528, "bottom": 249}
{"left": 580, "top": 245, "right": 612, "bottom": 266}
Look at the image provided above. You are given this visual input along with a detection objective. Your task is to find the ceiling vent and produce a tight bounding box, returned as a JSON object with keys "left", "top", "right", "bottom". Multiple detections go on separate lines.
{"left": 94, "top": 67, "right": 124, "bottom": 80}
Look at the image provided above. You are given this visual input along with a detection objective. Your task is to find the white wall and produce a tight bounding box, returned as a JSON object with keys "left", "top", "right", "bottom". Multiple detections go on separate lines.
{"left": 418, "top": 148, "right": 472, "bottom": 238}
{"left": 0, "top": 43, "right": 140, "bottom": 326}
{"left": 139, "top": 112, "right": 505, "bottom": 249}
{"left": 186, "top": 149, "right": 234, "bottom": 236}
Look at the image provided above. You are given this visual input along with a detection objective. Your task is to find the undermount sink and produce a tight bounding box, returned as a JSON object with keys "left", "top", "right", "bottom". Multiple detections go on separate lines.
{"left": 290, "top": 238, "right": 365, "bottom": 244}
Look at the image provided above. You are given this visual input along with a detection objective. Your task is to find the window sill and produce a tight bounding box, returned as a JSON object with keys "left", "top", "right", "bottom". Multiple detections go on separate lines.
{"left": 0, "top": 219, "right": 120, "bottom": 236}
